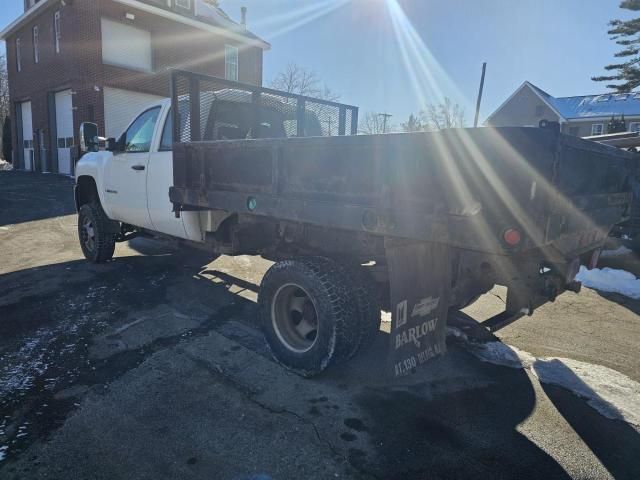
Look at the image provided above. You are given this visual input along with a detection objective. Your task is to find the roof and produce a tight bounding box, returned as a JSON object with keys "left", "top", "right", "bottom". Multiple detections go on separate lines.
{"left": 546, "top": 91, "right": 640, "bottom": 120}
{"left": 487, "top": 81, "right": 640, "bottom": 123}
{"left": 0, "top": 0, "right": 270, "bottom": 50}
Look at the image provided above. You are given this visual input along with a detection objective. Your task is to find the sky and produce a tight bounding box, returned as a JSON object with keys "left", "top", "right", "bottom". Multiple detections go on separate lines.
{"left": 1, "top": 0, "right": 635, "bottom": 126}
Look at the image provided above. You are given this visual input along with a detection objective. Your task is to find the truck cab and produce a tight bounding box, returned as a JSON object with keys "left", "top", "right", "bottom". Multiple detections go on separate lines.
{"left": 74, "top": 87, "right": 328, "bottom": 257}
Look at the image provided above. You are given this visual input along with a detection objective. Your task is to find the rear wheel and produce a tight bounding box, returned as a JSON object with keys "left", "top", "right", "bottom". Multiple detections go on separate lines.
{"left": 78, "top": 202, "right": 116, "bottom": 263}
{"left": 259, "top": 257, "right": 358, "bottom": 376}
{"left": 346, "top": 265, "right": 382, "bottom": 357}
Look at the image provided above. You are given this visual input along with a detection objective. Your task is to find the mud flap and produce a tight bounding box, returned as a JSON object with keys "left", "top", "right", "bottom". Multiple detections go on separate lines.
{"left": 385, "top": 239, "right": 451, "bottom": 377}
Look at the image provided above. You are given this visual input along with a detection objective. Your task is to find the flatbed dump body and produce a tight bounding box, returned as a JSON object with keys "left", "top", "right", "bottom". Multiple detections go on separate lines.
{"left": 166, "top": 70, "right": 635, "bottom": 377}
{"left": 170, "top": 126, "right": 634, "bottom": 257}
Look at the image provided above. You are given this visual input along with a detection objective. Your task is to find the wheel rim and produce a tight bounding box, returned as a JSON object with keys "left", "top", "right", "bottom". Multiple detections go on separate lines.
{"left": 271, "top": 283, "right": 319, "bottom": 353}
{"left": 81, "top": 215, "right": 96, "bottom": 252}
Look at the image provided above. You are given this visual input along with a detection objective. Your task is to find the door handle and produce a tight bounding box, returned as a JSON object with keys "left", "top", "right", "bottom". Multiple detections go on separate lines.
{"left": 131, "top": 165, "right": 145, "bottom": 171}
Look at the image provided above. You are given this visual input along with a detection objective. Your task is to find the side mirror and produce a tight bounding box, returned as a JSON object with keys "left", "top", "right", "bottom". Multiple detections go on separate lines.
{"left": 79, "top": 122, "right": 99, "bottom": 153}
{"left": 105, "top": 137, "right": 118, "bottom": 152}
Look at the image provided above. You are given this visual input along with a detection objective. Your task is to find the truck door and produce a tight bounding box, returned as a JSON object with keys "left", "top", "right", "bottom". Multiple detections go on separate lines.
{"left": 105, "top": 106, "right": 160, "bottom": 228}
{"left": 146, "top": 107, "right": 191, "bottom": 239}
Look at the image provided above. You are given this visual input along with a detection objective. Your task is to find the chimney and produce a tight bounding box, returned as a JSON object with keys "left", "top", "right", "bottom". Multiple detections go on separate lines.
{"left": 240, "top": 6, "right": 247, "bottom": 28}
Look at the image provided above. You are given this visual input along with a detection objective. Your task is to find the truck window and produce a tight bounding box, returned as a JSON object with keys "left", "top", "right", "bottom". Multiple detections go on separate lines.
{"left": 160, "top": 111, "right": 172, "bottom": 151}
{"left": 204, "top": 101, "right": 287, "bottom": 140}
{"left": 123, "top": 107, "right": 161, "bottom": 153}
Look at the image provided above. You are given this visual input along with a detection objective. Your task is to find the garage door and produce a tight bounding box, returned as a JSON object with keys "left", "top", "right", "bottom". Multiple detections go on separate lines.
{"left": 20, "top": 101, "right": 34, "bottom": 171}
{"left": 103, "top": 87, "right": 164, "bottom": 139}
{"left": 55, "top": 90, "right": 74, "bottom": 175}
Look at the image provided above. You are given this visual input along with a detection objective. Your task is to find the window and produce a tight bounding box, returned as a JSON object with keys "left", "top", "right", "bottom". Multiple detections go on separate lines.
{"left": 160, "top": 110, "right": 173, "bottom": 151}
{"left": 175, "top": 0, "right": 191, "bottom": 9}
{"left": 16, "top": 38, "right": 22, "bottom": 72}
{"left": 591, "top": 123, "right": 604, "bottom": 136}
{"left": 123, "top": 107, "right": 160, "bottom": 153}
{"left": 225, "top": 45, "right": 238, "bottom": 81}
{"left": 33, "top": 26, "right": 39, "bottom": 63}
{"left": 101, "top": 18, "right": 152, "bottom": 72}
{"left": 630, "top": 122, "right": 640, "bottom": 133}
{"left": 205, "top": 102, "right": 287, "bottom": 140}
{"left": 535, "top": 105, "right": 545, "bottom": 117}
{"left": 54, "top": 11, "right": 61, "bottom": 54}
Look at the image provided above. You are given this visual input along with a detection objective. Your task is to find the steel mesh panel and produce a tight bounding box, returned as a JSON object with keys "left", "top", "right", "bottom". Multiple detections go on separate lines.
{"left": 172, "top": 71, "right": 358, "bottom": 143}
{"left": 345, "top": 109, "right": 354, "bottom": 136}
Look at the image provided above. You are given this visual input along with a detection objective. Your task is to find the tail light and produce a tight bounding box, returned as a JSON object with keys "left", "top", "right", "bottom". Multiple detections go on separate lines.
{"left": 503, "top": 228, "right": 522, "bottom": 247}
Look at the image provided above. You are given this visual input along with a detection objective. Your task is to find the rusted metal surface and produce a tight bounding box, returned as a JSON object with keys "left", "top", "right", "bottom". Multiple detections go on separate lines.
{"left": 171, "top": 125, "right": 635, "bottom": 257}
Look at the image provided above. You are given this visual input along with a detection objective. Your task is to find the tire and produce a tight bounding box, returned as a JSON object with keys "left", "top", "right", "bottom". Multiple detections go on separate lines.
{"left": 345, "top": 265, "right": 382, "bottom": 357}
{"left": 258, "top": 257, "right": 359, "bottom": 376}
{"left": 78, "top": 202, "right": 116, "bottom": 263}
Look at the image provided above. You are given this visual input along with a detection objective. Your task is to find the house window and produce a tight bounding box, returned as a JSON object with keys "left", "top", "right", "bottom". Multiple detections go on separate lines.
{"left": 32, "top": 26, "right": 39, "bottom": 63}
{"left": 54, "top": 11, "right": 61, "bottom": 54}
{"left": 630, "top": 122, "right": 640, "bottom": 133}
{"left": 16, "top": 38, "right": 22, "bottom": 72}
{"left": 101, "top": 18, "right": 152, "bottom": 72}
{"left": 591, "top": 123, "right": 604, "bottom": 136}
{"left": 535, "top": 105, "right": 545, "bottom": 117}
{"left": 175, "top": 0, "right": 191, "bottom": 9}
{"left": 225, "top": 45, "right": 238, "bottom": 81}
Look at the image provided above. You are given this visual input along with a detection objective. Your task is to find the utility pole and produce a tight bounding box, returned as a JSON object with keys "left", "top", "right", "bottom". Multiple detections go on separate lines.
{"left": 473, "top": 62, "right": 487, "bottom": 128}
{"left": 378, "top": 113, "right": 392, "bottom": 133}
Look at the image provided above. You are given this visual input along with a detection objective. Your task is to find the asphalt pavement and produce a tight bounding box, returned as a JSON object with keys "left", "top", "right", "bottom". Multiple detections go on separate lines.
{"left": 1, "top": 171, "right": 639, "bottom": 480}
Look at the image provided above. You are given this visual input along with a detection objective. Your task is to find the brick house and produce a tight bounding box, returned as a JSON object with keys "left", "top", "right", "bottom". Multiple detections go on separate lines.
{"left": 486, "top": 81, "right": 640, "bottom": 138}
{"left": 0, "top": 0, "right": 269, "bottom": 174}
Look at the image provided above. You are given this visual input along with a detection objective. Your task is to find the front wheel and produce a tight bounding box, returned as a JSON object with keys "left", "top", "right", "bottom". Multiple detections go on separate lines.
{"left": 78, "top": 203, "right": 116, "bottom": 263}
{"left": 258, "top": 257, "right": 358, "bottom": 376}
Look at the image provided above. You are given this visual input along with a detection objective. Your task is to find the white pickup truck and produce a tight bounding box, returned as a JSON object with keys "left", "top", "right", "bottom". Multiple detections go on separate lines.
{"left": 75, "top": 98, "right": 203, "bottom": 263}
{"left": 74, "top": 71, "right": 634, "bottom": 378}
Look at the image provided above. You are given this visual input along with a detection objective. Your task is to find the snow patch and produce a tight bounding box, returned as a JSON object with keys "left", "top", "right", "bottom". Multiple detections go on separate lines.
{"left": 0, "top": 160, "right": 12, "bottom": 171}
{"left": 0, "top": 444, "right": 7, "bottom": 462}
{"left": 466, "top": 340, "right": 535, "bottom": 369}
{"left": 449, "top": 330, "right": 640, "bottom": 428}
{"left": 600, "top": 246, "right": 633, "bottom": 258}
{"left": 533, "top": 358, "right": 640, "bottom": 427}
{"left": 576, "top": 265, "right": 640, "bottom": 299}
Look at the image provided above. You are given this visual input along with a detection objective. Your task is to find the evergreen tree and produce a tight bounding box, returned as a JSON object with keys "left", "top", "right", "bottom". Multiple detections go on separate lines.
{"left": 401, "top": 114, "right": 424, "bottom": 132}
{"left": 593, "top": 0, "right": 640, "bottom": 91}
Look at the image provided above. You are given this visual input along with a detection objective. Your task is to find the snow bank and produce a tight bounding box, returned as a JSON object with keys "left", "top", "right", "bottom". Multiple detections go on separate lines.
{"left": 0, "top": 160, "right": 12, "bottom": 171}
{"left": 449, "top": 330, "right": 640, "bottom": 428}
{"left": 576, "top": 265, "right": 640, "bottom": 299}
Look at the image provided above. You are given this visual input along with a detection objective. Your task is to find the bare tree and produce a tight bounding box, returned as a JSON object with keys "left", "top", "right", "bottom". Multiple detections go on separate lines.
{"left": 0, "top": 56, "right": 8, "bottom": 123}
{"left": 270, "top": 63, "right": 340, "bottom": 101}
{"left": 421, "top": 97, "right": 465, "bottom": 130}
{"left": 400, "top": 113, "right": 424, "bottom": 132}
{"left": 359, "top": 112, "right": 394, "bottom": 134}
{"left": 401, "top": 98, "right": 465, "bottom": 133}
{"left": 0, "top": 55, "right": 9, "bottom": 161}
